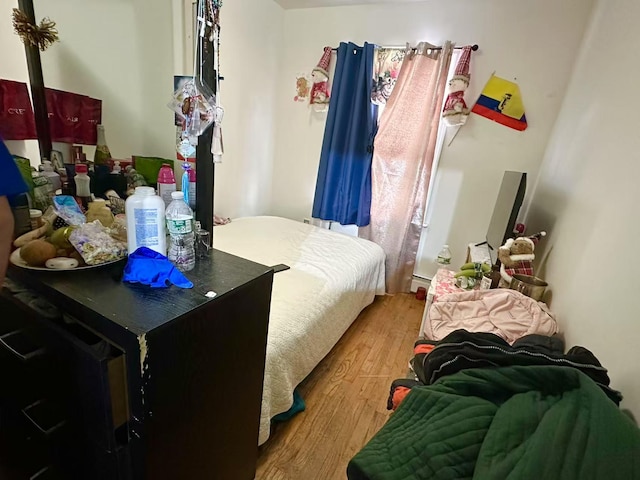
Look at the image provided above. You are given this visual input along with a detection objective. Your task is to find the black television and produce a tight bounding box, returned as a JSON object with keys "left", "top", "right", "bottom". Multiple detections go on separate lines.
{"left": 485, "top": 171, "right": 527, "bottom": 265}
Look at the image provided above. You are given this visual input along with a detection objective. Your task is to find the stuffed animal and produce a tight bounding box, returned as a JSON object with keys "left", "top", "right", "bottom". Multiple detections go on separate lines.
{"left": 498, "top": 232, "right": 546, "bottom": 285}
{"left": 309, "top": 47, "right": 332, "bottom": 112}
{"left": 442, "top": 45, "right": 473, "bottom": 126}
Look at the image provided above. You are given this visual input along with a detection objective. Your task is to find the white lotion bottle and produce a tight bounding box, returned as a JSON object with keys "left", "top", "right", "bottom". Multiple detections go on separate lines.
{"left": 125, "top": 186, "right": 166, "bottom": 255}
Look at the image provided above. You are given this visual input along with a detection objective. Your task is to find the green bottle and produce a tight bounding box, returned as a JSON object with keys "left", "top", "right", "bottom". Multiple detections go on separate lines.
{"left": 94, "top": 124, "right": 112, "bottom": 166}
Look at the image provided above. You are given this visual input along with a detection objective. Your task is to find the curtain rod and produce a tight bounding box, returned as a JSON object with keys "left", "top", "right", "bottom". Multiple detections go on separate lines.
{"left": 332, "top": 44, "right": 479, "bottom": 51}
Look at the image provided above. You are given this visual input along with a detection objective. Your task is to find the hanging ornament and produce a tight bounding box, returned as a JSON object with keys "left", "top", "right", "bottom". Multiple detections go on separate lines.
{"left": 12, "top": 8, "right": 59, "bottom": 51}
{"left": 442, "top": 45, "right": 473, "bottom": 126}
{"left": 208, "top": 0, "right": 224, "bottom": 163}
{"left": 168, "top": 0, "right": 218, "bottom": 158}
{"left": 168, "top": 78, "right": 216, "bottom": 157}
{"left": 309, "top": 47, "right": 332, "bottom": 113}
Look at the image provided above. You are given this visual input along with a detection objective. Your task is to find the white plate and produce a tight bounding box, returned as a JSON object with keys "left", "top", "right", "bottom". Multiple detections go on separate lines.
{"left": 10, "top": 248, "right": 124, "bottom": 271}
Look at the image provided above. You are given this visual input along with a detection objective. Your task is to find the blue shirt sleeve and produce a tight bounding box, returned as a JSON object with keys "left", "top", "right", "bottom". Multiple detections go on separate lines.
{"left": 0, "top": 139, "right": 28, "bottom": 198}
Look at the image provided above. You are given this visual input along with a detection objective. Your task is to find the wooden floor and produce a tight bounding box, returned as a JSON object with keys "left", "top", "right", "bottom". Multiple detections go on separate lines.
{"left": 256, "top": 293, "right": 424, "bottom": 480}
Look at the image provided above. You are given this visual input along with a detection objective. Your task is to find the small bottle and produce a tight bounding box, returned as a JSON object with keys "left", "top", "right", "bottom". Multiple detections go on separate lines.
{"left": 489, "top": 263, "right": 501, "bottom": 289}
{"left": 72, "top": 145, "right": 84, "bottom": 164}
{"left": 74, "top": 163, "right": 91, "bottom": 207}
{"left": 165, "top": 191, "right": 195, "bottom": 272}
{"left": 436, "top": 245, "right": 452, "bottom": 266}
{"left": 181, "top": 163, "right": 196, "bottom": 210}
{"left": 157, "top": 164, "right": 177, "bottom": 208}
{"left": 29, "top": 209, "right": 43, "bottom": 230}
{"left": 125, "top": 186, "right": 166, "bottom": 255}
{"left": 94, "top": 125, "right": 112, "bottom": 166}
{"left": 11, "top": 193, "right": 32, "bottom": 237}
{"left": 194, "top": 221, "right": 211, "bottom": 259}
{"left": 110, "top": 161, "right": 128, "bottom": 198}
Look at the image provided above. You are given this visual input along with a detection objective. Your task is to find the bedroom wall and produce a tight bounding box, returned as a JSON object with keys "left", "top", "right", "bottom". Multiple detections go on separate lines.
{"left": 1, "top": 0, "right": 172, "bottom": 163}
{"left": 2, "top": 0, "right": 285, "bottom": 220}
{"left": 212, "top": 0, "right": 284, "bottom": 218}
{"left": 271, "top": 0, "right": 595, "bottom": 279}
{"left": 525, "top": 0, "right": 640, "bottom": 418}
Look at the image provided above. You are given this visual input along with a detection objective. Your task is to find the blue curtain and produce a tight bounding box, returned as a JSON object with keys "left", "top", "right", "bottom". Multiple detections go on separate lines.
{"left": 312, "top": 42, "right": 378, "bottom": 227}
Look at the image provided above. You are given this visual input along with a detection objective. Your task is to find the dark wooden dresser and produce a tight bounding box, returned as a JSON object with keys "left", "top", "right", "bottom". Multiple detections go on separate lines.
{"left": 0, "top": 250, "right": 273, "bottom": 480}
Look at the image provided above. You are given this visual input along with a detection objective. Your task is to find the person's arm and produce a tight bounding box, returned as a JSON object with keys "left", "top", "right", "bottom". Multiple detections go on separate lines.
{"left": 0, "top": 139, "right": 28, "bottom": 284}
{"left": 0, "top": 196, "right": 15, "bottom": 284}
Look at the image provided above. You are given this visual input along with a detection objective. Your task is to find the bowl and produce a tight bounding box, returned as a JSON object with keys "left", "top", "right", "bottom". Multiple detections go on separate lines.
{"left": 509, "top": 274, "right": 548, "bottom": 301}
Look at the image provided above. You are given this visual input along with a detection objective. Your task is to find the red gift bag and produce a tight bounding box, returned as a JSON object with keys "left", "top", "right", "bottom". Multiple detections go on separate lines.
{"left": 45, "top": 88, "right": 102, "bottom": 145}
{"left": 0, "top": 79, "right": 37, "bottom": 140}
{"left": 0, "top": 80, "right": 102, "bottom": 145}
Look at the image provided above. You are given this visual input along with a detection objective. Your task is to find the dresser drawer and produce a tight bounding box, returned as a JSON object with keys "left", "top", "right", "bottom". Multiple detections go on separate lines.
{"left": 0, "top": 289, "right": 131, "bottom": 474}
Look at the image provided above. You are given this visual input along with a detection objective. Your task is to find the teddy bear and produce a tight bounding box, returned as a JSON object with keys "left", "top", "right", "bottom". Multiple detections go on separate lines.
{"left": 497, "top": 236, "right": 536, "bottom": 285}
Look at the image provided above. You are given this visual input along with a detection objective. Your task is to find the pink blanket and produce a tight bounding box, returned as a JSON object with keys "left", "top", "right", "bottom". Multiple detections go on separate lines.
{"left": 424, "top": 288, "right": 557, "bottom": 344}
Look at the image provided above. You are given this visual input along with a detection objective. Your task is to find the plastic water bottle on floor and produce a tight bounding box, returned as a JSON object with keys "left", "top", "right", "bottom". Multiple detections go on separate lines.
{"left": 166, "top": 191, "right": 195, "bottom": 272}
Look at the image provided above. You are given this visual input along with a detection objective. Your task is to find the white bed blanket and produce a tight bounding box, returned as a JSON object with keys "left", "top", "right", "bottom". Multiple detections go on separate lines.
{"left": 213, "top": 216, "right": 386, "bottom": 445}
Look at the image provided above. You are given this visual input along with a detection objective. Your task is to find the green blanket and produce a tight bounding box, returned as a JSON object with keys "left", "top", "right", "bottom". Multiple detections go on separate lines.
{"left": 348, "top": 366, "right": 640, "bottom": 480}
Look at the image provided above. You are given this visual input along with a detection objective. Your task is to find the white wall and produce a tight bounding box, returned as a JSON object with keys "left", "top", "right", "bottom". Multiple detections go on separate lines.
{"left": 2, "top": 0, "right": 176, "bottom": 163}
{"left": 36, "top": 0, "right": 146, "bottom": 160}
{"left": 272, "top": 0, "right": 595, "bottom": 279}
{"left": 212, "top": 0, "right": 283, "bottom": 218}
{"left": 526, "top": 0, "right": 640, "bottom": 418}
{"left": 3, "top": 0, "right": 285, "bottom": 218}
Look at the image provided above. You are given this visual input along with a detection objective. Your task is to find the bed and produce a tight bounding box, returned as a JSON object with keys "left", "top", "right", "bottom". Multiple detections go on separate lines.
{"left": 213, "top": 216, "right": 386, "bottom": 445}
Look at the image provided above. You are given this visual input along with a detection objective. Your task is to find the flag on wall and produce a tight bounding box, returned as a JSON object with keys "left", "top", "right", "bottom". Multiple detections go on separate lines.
{"left": 471, "top": 74, "right": 527, "bottom": 131}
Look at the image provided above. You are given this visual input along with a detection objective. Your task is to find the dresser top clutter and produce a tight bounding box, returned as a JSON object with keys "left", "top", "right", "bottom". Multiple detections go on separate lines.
{"left": 8, "top": 249, "right": 272, "bottom": 338}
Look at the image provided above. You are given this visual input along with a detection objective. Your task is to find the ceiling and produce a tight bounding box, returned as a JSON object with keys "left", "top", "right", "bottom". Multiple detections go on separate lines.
{"left": 274, "top": 0, "right": 425, "bottom": 10}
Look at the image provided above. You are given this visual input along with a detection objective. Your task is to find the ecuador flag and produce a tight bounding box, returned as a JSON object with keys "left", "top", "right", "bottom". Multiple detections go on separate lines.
{"left": 471, "top": 74, "right": 527, "bottom": 131}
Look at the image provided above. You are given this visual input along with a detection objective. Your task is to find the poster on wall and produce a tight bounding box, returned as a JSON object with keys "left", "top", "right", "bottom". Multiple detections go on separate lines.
{"left": 471, "top": 74, "right": 528, "bottom": 131}
{"left": 294, "top": 73, "right": 310, "bottom": 102}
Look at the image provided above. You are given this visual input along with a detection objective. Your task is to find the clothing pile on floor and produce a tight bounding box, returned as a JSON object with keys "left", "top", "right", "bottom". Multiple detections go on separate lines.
{"left": 388, "top": 329, "right": 622, "bottom": 410}
{"left": 347, "top": 288, "right": 640, "bottom": 480}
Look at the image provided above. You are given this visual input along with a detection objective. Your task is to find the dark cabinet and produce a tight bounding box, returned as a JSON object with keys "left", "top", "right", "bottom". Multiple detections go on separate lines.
{"left": 0, "top": 250, "right": 273, "bottom": 479}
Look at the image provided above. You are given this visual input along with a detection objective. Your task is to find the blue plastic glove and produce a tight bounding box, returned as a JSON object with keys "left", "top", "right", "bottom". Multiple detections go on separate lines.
{"left": 122, "top": 247, "right": 194, "bottom": 289}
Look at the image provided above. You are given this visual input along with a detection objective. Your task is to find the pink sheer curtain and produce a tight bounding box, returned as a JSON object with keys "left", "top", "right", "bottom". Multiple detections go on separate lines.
{"left": 360, "top": 42, "right": 452, "bottom": 293}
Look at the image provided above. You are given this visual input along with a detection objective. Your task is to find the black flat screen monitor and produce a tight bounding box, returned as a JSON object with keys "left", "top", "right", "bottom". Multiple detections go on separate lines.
{"left": 486, "top": 171, "right": 527, "bottom": 265}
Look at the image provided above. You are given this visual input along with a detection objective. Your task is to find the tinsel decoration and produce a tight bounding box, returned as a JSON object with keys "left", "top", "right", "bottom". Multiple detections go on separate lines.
{"left": 12, "top": 8, "right": 59, "bottom": 51}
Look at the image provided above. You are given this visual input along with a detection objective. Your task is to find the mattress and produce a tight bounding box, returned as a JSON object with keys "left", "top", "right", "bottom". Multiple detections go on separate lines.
{"left": 213, "top": 216, "right": 386, "bottom": 445}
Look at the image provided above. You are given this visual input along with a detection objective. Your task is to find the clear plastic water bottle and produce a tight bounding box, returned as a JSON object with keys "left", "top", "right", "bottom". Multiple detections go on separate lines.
{"left": 165, "top": 191, "right": 195, "bottom": 272}
{"left": 436, "top": 244, "right": 452, "bottom": 266}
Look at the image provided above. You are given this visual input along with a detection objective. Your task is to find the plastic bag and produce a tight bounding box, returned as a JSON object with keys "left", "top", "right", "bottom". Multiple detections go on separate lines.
{"left": 68, "top": 220, "right": 127, "bottom": 266}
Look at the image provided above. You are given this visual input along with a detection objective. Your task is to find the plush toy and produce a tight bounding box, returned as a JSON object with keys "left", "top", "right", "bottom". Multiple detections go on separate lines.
{"left": 498, "top": 232, "right": 546, "bottom": 285}
{"left": 309, "top": 47, "right": 332, "bottom": 112}
{"left": 442, "top": 45, "right": 473, "bottom": 126}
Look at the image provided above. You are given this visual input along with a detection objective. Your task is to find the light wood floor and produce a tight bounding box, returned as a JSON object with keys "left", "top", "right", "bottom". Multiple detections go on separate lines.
{"left": 256, "top": 293, "right": 424, "bottom": 480}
